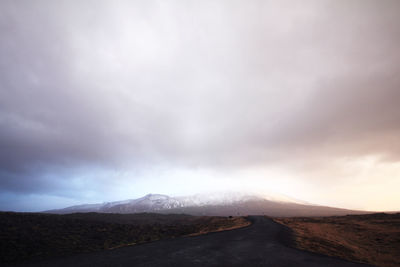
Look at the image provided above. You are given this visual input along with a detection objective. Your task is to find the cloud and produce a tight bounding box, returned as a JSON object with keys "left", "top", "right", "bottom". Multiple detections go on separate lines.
{"left": 1, "top": 0, "right": 400, "bottom": 210}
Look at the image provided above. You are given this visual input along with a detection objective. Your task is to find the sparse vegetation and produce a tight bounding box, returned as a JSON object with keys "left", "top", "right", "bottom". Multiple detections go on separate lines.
{"left": 275, "top": 213, "right": 400, "bottom": 267}
{"left": 0, "top": 212, "right": 249, "bottom": 264}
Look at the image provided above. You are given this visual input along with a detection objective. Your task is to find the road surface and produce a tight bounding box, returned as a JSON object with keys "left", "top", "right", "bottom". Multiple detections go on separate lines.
{"left": 15, "top": 216, "right": 373, "bottom": 267}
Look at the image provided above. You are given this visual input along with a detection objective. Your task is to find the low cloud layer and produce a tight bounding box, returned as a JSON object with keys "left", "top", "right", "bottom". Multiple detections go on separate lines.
{"left": 1, "top": 0, "right": 400, "bottom": 211}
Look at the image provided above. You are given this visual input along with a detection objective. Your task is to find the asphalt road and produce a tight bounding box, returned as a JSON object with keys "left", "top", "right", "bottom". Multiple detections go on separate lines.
{"left": 17, "top": 216, "right": 372, "bottom": 267}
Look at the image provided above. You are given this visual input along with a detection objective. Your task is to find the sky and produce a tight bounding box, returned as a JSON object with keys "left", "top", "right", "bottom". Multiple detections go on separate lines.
{"left": 1, "top": 0, "right": 400, "bottom": 212}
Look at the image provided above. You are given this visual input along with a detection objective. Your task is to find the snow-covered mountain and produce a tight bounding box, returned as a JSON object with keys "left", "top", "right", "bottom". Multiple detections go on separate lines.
{"left": 45, "top": 192, "right": 367, "bottom": 217}
{"left": 103, "top": 194, "right": 184, "bottom": 213}
{"left": 47, "top": 192, "right": 254, "bottom": 214}
{"left": 176, "top": 192, "right": 262, "bottom": 206}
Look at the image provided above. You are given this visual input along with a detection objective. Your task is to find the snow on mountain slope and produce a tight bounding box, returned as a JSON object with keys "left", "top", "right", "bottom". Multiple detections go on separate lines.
{"left": 102, "top": 194, "right": 184, "bottom": 213}
{"left": 176, "top": 192, "right": 262, "bottom": 206}
{"left": 45, "top": 192, "right": 303, "bottom": 214}
{"left": 45, "top": 192, "right": 366, "bottom": 216}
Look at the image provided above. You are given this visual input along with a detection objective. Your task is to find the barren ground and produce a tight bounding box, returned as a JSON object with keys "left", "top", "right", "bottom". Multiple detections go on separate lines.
{"left": 275, "top": 213, "right": 400, "bottom": 267}
{"left": 0, "top": 212, "right": 249, "bottom": 264}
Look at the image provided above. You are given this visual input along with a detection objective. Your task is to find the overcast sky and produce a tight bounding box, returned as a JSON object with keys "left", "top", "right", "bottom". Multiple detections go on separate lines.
{"left": 1, "top": 0, "right": 400, "bottom": 211}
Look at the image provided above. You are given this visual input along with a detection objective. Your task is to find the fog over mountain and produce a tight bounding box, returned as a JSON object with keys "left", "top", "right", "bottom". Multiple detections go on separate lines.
{"left": 1, "top": 0, "right": 400, "bottom": 212}
{"left": 46, "top": 192, "right": 367, "bottom": 217}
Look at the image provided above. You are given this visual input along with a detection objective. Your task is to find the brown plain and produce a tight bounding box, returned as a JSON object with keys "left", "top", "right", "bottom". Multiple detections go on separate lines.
{"left": 275, "top": 213, "right": 400, "bottom": 267}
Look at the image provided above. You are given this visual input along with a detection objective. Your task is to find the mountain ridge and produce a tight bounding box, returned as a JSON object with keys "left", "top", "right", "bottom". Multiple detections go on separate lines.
{"left": 45, "top": 192, "right": 370, "bottom": 217}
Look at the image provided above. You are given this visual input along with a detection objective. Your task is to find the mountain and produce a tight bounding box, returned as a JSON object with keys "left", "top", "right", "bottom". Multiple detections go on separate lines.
{"left": 45, "top": 192, "right": 369, "bottom": 217}
{"left": 47, "top": 194, "right": 184, "bottom": 214}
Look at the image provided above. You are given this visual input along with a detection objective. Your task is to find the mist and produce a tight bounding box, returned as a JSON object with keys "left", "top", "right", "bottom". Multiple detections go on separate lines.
{"left": 1, "top": 0, "right": 400, "bottom": 211}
